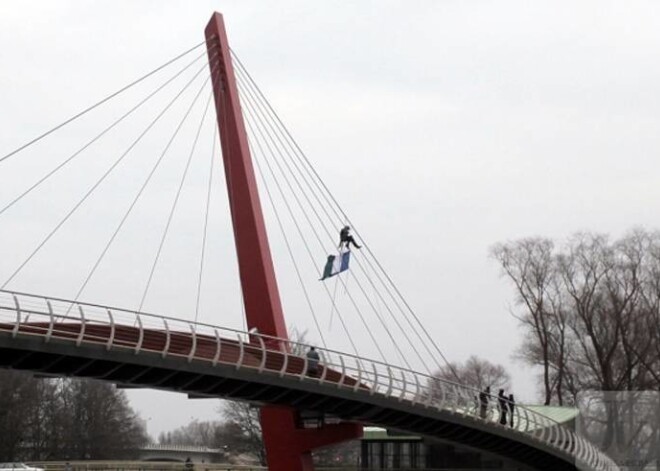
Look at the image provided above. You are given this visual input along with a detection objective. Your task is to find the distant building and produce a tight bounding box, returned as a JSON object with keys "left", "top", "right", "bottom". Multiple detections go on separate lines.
{"left": 359, "top": 406, "right": 579, "bottom": 470}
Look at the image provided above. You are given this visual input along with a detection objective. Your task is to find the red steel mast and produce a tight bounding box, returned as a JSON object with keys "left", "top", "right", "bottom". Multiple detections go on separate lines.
{"left": 204, "top": 12, "right": 361, "bottom": 471}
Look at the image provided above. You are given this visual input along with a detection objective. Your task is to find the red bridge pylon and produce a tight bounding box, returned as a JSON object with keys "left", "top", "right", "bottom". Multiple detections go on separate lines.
{"left": 204, "top": 12, "right": 362, "bottom": 471}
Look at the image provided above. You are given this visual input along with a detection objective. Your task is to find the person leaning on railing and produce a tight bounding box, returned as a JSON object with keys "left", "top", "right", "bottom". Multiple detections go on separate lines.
{"left": 306, "top": 346, "right": 320, "bottom": 376}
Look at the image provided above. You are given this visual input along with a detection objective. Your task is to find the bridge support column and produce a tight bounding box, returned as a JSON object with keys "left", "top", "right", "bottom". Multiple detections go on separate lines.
{"left": 204, "top": 11, "right": 363, "bottom": 471}
{"left": 261, "top": 406, "right": 362, "bottom": 471}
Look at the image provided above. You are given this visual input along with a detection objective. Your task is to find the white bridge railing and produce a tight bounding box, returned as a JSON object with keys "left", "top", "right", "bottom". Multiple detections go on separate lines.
{"left": 0, "top": 289, "right": 616, "bottom": 471}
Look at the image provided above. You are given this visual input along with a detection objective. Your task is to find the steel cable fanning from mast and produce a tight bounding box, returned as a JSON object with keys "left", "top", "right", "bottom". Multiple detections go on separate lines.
{"left": 0, "top": 51, "right": 210, "bottom": 220}
{"left": 1, "top": 61, "right": 214, "bottom": 291}
{"left": 231, "top": 49, "right": 459, "bottom": 379}
{"left": 238, "top": 77, "right": 384, "bottom": 361}
{"left": 236, "top": 70, "right": 406, "bottom": 367}
{"left": 234, "top": 65, "right": 422, "bottom": 372}
{"left": 0, "top": 40, "right": 217, "bottom": 165}
{"left": 194, "top": 125, "right": 218, "bottom": 324}
{"left": 138, "top": 88, "right": 216, "bottom": 312}
{"left": 73, "top": 75, "right": 215, "bottom": 310}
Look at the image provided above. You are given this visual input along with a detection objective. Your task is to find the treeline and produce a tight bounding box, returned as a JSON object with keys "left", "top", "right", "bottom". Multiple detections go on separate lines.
{"left": 492, "top": 230, "right": 660, "bottom": 464}
{"left": 492, "top": 230, "right": 660, "bottom": 404}
{"left": 0, "top": 370, "right": 148, "bottom": 461}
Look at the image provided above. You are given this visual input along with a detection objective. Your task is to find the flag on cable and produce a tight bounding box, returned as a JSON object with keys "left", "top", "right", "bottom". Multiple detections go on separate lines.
{"left": 320, "top": 249, "right": 351, "bottom": 280}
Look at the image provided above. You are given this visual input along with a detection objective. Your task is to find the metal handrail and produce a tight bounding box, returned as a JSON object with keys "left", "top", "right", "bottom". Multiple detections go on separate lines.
{"left": 0, "top": 289, "right": 618, "bottom": 471}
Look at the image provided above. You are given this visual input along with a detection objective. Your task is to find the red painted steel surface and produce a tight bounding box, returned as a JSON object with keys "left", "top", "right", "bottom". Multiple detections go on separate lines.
{"left": 0, "top": 322, "right": 366, "bottom": 388}
{"left": 204, "top": 12, "right": 361, "bottom": 471}
{"left": 204, "top": 12, "right": 288, "bottom": 341}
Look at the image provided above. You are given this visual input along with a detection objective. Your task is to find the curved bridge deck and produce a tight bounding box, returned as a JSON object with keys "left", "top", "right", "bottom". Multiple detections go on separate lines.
{"left": 0, "top": 290, "right": 615, "bottom": 471}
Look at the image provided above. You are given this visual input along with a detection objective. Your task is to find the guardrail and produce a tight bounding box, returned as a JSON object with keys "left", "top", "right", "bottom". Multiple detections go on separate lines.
{"left": 0, "top": 289, "right": 616, "bottom": 471}
{"left": 28, "top": 462, "right": 264, "bottom": 471}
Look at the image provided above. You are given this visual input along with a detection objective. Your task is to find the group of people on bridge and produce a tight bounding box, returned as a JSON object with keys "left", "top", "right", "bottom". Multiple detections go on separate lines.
{"left": 478, "top": 386, "right": 516, "bottom": 427}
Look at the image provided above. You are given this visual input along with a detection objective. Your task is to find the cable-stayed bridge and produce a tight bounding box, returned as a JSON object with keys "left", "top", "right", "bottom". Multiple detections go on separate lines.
{"left": 0, "top": 12, "right": 616, "bottom": 471}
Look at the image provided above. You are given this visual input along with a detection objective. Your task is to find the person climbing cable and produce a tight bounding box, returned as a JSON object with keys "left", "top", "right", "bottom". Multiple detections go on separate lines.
{"left": 338, "top": 225, "right": 361, "bottom": 250}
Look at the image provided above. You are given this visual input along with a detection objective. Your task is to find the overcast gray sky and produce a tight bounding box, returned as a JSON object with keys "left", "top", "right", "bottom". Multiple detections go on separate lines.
{"left": 2, "top": 0, "right": 660, "bottom": 439}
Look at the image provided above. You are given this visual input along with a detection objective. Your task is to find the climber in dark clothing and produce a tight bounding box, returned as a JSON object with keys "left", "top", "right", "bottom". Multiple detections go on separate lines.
{"left": 339, "top": 226, "right": 361, "bottom": 250}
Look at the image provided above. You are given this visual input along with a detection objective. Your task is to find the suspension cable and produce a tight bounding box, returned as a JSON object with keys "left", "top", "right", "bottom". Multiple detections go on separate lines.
{"left": 250, "top": 134, "right": 328, "bottom": 350}
{"left": 241, "top": 84, "right": 374, "bottom": 360}
{"left": 73, "top": 72, "right": 214, "bottom": 308}
{"left": 0, "top": 61, "right": 213, "bottom": 290}
{"left": 0, "top": 40, "right": 215, "bottom": 165}
{"left": 0, "top": 51, "right": 210, "bottom": 220}
{"left": 235, "top": 65, "right": 414, "bottom": 370}
{"left": 194, "top": 127, "right": 217, "bottom": 323}
{"left": 232, "top": 50, "right": 457, "bottom": 377}
{"left": 138, "top": 91, "right": 214, "bottom": 311}
{"left": 236, "top": 69, "right": 412, "bottom": 366}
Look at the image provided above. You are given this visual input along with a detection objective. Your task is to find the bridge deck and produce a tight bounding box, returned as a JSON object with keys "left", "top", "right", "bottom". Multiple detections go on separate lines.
{"left": 0, "top": 291, "right": 616, "bottom": 471}
{"left": 0, "top": 321, "right": 358, "bottom": 388}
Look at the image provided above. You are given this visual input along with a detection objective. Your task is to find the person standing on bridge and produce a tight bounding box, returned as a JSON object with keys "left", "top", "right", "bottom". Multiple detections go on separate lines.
{"left": 508, "top": 393, "right": 515, "bottom": 427}
{"left": 306, "top": 346, "right": 320, "bottom": 376}
{"left": 498, "top": 389, "right": 508, "bottom": 425}
{"left": 338, "top": 226, "right": 361, "bottom": 250}
{"left": 479, "top": 386, "right": 490, "bottom": 419}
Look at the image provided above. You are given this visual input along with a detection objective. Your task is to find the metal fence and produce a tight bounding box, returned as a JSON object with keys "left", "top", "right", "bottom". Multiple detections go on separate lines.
{"left": 0, "top": 290, "right": 617, "bottom": 471}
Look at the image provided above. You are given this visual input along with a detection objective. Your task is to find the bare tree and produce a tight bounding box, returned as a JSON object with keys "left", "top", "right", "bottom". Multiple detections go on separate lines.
{"left": 221, "top": 401, "right": 265, "bottom": 465}
{"left": 59, "top": 378, "right": 148, "bottom": 459}
{"left": 494, "top": 229, "right": 660, "bottom": 466}
{"left": 0, "top": 371, "right": 148, "bottom": 461}
{"left": 433, "top": 355, "right": 512, "bottom": 392}
{"left": 491, "top": 237, "right": 560, "bottom": 404}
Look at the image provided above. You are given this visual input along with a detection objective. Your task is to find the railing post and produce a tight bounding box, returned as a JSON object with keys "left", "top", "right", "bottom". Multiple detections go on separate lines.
{"left": 212, "top": 328, "right": 221, "bottom": 366}
{"left": 440, "top": 380, "right": 448, "bottom": 410}
{"left": 353, "top": 360, "right": 363, "bottom": 392}
{"left": 574, "top": 434, "right": 583, "bottom": 461}
{"left": 337, "top": 356, "right": 346, "bottom": 388}
{"left": 537, "top": 415, "right": 548, "bottom": 443}
{"left": 318, "top": 350, "right": 329, "bottom": 385}
{"left": 187, "top": 323, "right": 197, "bottom": 363}
{"left": 279, "top": 349, "right": 289, "bottom": 377}
{"left": 162, "top": 319, "right": 171, "bottom": 358}
{"left": 300, "top": 353, "right": 309, "bottom": 381}
{"left": 257, "top": 335, "right": 267, "bottom": 372}
{"left": 11, "top": 294, "right": 21, "bottom": 338}
{"left": 370, "top": 363, "right": 379, "bottom": 396}
{"left": 76, "top": 305, "right": 86, "bottom": 346}
{"left": 529, "top": 409, "right": 540, "bottom": 437}
{"left": 398, "top": 370, "right": 407, "bottom": 402}
{"left": 134, "top": 314, "right": 144, "bottom": 354}
{"left": 450, "top": 385, "right": 460, "bottom": 413}
{"left": 522, "top": 407, "right": 530, "bottom": 432}
{"left": 106, "top": 309, "right": 115, "bottom": 351}
{"left": 235, "top": 333, "right": 245, "bottom": 370}
{"left": 424, "top": 378, "right": 436, "bottom": 408}
{"left": 412, "top": 374, "right": 421, "bottom": 406}
{"left": 385, "top": 366, "right": 394, "bottom": 397}
{"left": 45, "top": 300, "right": 55, "bottom": 343}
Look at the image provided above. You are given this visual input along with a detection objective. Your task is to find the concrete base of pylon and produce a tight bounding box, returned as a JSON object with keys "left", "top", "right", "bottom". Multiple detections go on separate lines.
{"left": 260, "top": 405, "right": 363, "bottom": 471}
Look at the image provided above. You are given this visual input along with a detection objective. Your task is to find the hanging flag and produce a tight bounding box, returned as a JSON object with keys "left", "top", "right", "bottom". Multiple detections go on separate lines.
{"left": 320, "top": 250, "right": 351, "bottom": 280}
